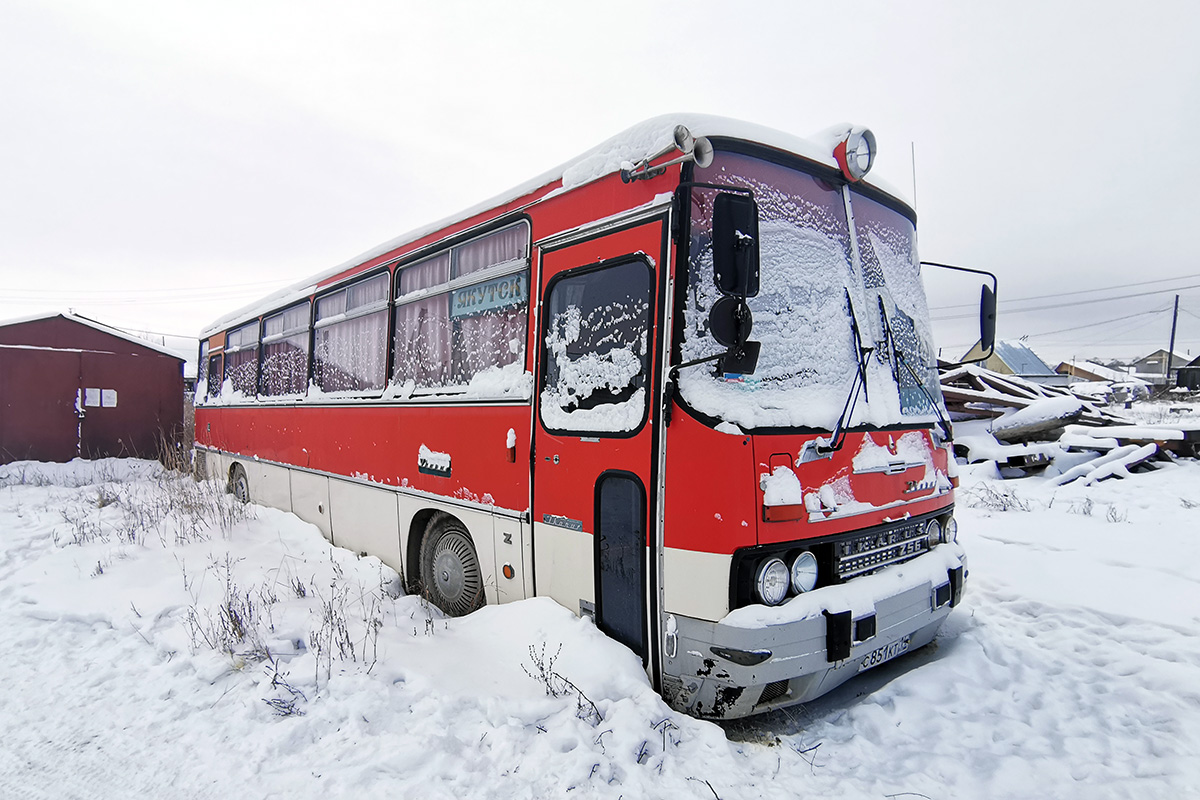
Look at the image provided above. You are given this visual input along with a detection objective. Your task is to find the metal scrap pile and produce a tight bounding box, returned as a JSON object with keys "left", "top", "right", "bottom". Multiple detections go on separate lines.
{"left": 940, "top": 365, "right": 1200, "bottom": 483}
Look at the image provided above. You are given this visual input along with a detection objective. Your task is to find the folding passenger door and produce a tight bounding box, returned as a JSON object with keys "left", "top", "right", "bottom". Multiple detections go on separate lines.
{"left": 532, "top": 214, "right": 669, "bottom": 677}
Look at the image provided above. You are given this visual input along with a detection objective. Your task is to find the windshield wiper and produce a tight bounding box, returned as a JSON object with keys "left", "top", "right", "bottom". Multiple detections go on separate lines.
{"left": 817, "top": 291, "right": 874, "bottom": 454}
{"left": 875, "top": 296, "right": 954, "bottom": 442}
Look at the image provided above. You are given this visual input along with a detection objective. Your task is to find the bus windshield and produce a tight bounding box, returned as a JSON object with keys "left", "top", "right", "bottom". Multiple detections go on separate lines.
{"left": 681, "top": 149, "right": 944, "bottom": 432}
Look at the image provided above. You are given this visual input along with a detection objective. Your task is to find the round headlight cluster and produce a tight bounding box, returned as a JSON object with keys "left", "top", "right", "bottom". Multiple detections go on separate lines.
{"left": 925, "top": 515, "right": 957, "bottom": 548}
{"left": 755, "top": 551, "right": 820, "bottom": 606}
{"left": 925, "top": 519, "right": 942, "bottom": 549}
{"left": 790, "top": 551, "right": 819, "bottom": 594}
{"left": 754, "top": 558, "right": 790, "bottom": 606}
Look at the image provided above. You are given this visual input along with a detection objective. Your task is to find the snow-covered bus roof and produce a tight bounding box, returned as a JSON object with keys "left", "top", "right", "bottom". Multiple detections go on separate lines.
{"left": 201, "top": 114, "right": 910, "bottom": 338}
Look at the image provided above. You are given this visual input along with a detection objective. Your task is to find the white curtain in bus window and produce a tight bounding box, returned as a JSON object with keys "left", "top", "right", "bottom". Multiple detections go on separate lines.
{"left": 225, "top": 322, "right": 259, "bottom": 396}
{"left": 394, "top": 252, "right": 452, "bottom": 387}
{"left": 260, "top": 302, "right": 310, "bottom": 396}
{"left": 314, "top": 273, "right": 389, "bottom": 393}
{"left": 541, "top": 260, "right": 651, "bottom": 433}
{"left": 450, "top": 224, "right": 529, "bottom": 385}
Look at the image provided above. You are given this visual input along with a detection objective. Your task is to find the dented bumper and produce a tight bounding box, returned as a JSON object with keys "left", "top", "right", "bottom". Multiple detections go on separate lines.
{"left": 661, "top": 549, "right": 967, "bottom": 719}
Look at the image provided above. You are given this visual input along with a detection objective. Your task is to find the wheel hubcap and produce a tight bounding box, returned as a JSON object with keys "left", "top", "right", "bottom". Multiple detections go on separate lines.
{"left": 429, "top": 531, "right": 482, "bottom": 615}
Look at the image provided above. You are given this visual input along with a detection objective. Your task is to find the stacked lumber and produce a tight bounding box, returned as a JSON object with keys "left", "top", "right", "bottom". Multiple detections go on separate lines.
{"left": 941, "top": 365, "right": 1200, "bottom": 482}
{"left": 940, "top": 365, "right": 1125, "bottom": 428}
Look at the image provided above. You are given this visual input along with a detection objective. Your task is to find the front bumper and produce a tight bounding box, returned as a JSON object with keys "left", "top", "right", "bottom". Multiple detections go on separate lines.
{"left": 661, "top": 546, "right": 967, "bottom": 719}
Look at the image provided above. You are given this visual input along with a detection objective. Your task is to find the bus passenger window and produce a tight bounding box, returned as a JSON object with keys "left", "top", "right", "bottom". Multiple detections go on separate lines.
{"left": 206, "top": 353, "right": 223, "bottom": 399}
{"left": 260, "top": 302, "right": 310, "bottom": 396}
{"left": 541, "top": 259, "right": 651, "bottom": 434}
{"left": 393, "top": 222, "right": 530, "bottom": 394}
{"left": 224, "top": 321, "right": 260, "bottom": 397}
{"left": 314, "top": 273, "right": 389, "bottom": 393}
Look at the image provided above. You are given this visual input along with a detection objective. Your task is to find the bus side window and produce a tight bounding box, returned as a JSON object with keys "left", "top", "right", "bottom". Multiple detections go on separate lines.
{"left": 540, "top": 258, "right": 652, "bottom": 434}
{"left": 207, "top": 353, "right": 224, "bottom": 399}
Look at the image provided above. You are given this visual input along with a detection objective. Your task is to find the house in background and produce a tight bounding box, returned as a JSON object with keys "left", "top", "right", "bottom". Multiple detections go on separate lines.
{"left": 960, "top": 340, "right": 1068, "bottom": 386}
{"left": 1129, "top": 349, "right": 1189, "bottom": 388}
{"left": 0, "top": 312, "right": 185, "bottom": 464}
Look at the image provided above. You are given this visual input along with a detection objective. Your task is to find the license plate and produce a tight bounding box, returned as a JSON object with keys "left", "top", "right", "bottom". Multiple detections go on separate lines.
{"left": 858, "top": 635, "right": 911, "bottom": 672}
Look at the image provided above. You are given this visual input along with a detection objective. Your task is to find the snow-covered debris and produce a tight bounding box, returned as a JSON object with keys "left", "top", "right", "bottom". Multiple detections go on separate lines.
{"left": 990, "top": 395, "right": 1083, "bottom": 442}
{"left": 1048, "top": 443, "right": 1160, "bottom": 486}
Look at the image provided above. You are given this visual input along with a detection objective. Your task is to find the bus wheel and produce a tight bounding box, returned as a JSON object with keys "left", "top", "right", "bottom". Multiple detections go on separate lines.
{"left": 228, "top": 464, "right": 250, "bottom": 504}
{"left": 420, "top": 516, "right": 484, "bottom": 617}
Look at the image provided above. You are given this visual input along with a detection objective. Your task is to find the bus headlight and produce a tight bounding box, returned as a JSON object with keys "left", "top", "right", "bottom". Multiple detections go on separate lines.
{"left": 925, "top": 519, "right": 942, "bottom": 549}
{"left": 755, "top": 558, "right": 790, "bottom": 606}
{"left": 790, "top": 551, "right": 818, "bottom": 594}
{"left": 834, "top": 127, "right": 876, "bottom": 182}
{"left": 943, "top": 516, "right": 958, "bottom": 544}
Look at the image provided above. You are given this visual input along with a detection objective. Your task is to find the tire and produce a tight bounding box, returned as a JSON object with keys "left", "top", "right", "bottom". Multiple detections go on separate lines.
{"left": 228, "top": 464, "right": 250, "bottom": 504}
{"left": 419, "top": 515, "right": 485, "bottom": 616}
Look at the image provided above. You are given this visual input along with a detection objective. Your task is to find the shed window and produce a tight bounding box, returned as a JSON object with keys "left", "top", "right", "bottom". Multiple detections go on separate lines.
{"left": 314, "top": 273, "right": 389, "bottom": 393}
{"left": 261, "top": 303, "right": 310, "bottom": 396}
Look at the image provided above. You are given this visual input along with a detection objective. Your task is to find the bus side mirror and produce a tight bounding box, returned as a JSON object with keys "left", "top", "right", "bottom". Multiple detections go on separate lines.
{"left": 980, "top": 283, "right": 996, "bottom": 354}
{"left": 709, "top": 296, "right": 761, "bottom": 376}
{"left": 919, "top": 261, "right": 998, "bottom": 364}
{"left": 713, "top": 193, "right": 760, "bottom": 297}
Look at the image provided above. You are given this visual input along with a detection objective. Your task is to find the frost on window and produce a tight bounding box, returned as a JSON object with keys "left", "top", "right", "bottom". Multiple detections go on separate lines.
{"left": 261, "top": 302, "right": 310, "bottom": 396}
{"left": 314, "top": 273, "right": 389, "bottom": 393}
{"left": 850, "top": 191, "right": 943, "bottom": 419}
{"left": 682, "top": 151, "right": 861, "bottom": 430}
{"left": 224, "top": 321, "right": 260, "bottom": 397}
{"left": 392, "top": 223, "right": 530, "bottom": 395}
{"left": 206, "top": 354, "right": 223, "bottom": 399}
{"left": 195, "top": 341, "right": 210, "bottom": 401}
{"left": 541, "top": 260, "right": 651, "bottom": 433}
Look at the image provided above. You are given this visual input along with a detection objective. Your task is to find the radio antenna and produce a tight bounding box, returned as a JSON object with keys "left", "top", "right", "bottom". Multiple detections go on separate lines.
{"left": 911, "top": 141, "right": 918, "bottom": 207}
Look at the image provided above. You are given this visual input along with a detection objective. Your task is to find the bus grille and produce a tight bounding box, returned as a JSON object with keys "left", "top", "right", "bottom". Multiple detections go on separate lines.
{"left": 757, "top": 679, "right": 790, "bottom": 706}
{"left": 836, "top": 519, "right": 929, "bottom": 579}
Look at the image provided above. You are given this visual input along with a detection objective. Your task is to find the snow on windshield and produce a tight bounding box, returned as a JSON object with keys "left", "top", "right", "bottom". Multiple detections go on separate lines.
{"left": 852, "top": 192, "right": 943, "bottom": 420}
{"left": 680, "top": 152, "right": 861, "bottom": 430}
{"left": 680, "top": 150, "right": 944, "bottom": 431}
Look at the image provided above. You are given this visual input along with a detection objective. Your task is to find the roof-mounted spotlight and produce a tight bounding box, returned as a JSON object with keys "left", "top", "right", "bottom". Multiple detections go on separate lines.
{"left": 833, "top": 126, "right": 876, "bottom": 182}
{"left": 621, "top": 124, "right": 714, "bottom": 183}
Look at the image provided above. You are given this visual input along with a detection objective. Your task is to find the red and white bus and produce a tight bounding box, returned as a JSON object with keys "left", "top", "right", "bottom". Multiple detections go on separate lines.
{"left": 195, "top": 116, "right": 993, "bottom": 719}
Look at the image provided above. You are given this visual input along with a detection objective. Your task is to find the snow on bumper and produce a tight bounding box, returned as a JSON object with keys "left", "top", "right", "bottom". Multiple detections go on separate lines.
{"left": 662, "top": 544, "right": 967, "bottom": 719}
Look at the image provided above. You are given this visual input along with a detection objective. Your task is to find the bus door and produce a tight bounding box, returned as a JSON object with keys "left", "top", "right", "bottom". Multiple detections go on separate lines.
{"left": 532, "top": 217, "right": 668, "bottom": 671}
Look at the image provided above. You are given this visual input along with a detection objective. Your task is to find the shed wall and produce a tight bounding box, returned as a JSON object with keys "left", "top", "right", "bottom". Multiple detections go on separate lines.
{"left": 0, "top": 317, "right": 185, "bottom": 464}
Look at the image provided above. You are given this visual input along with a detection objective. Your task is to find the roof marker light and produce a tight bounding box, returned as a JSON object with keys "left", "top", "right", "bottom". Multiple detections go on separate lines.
{"left": 833, "top": 127, "right": 876, "bottom": 182}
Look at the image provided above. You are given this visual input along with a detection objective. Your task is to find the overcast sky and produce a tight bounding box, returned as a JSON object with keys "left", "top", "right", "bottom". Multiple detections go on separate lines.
{"left": 3, "top": 0, "right": 1198, "bottom": 364}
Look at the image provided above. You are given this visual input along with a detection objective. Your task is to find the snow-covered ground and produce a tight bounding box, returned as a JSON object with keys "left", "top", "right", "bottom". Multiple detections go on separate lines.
{"left": 2, "top": 457, "right": 1198, "bottom": 798}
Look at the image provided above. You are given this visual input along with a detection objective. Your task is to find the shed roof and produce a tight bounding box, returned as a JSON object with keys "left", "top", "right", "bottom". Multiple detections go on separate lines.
{"left": 0, "top": 312, "right": 185, "bottom": 361}
{"left": 992, "top": 341, "right": 1056, "bottom": 375}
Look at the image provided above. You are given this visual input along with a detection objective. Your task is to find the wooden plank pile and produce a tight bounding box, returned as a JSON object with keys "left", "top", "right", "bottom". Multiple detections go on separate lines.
{"left": 941, "top": 364, "right": 1200, "bottom": 483}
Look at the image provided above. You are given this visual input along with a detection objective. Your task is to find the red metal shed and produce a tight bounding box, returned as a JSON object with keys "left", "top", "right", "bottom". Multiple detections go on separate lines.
{"left": 0, "top": 313, "right": 186, "bottom": 464}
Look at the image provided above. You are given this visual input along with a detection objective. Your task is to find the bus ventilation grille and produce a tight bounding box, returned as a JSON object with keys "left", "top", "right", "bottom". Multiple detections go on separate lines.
{"left": 757, "top": 680, "right": 790, "bottom": 707}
